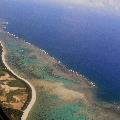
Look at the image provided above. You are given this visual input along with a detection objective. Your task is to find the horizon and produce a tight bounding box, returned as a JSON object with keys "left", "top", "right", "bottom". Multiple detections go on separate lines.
{"left": 2, "top": 0, "right": 120, "bottom": 16}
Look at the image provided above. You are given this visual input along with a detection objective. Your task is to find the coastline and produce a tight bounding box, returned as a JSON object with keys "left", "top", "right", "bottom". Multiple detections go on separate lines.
{"left": 0, "top": 40, "right": 36, "bottom": 120}
{"left": 0, "top": 18, "right": 120, "bottom": 120}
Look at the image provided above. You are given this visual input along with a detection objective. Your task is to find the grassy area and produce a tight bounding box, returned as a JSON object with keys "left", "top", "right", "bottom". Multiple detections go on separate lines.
{"left": 6, "top": 92, "right": 16, "bottom": 103}
{"left": 21, "top": 83, "right": 32, "bottom": 110}
{"left": 0, "top": 90, "right": 3, "bottom": 95}
{"left": 3, "top": 107, "right": 23, "bottom": 120}
{"left": 8, "top": 80, "right": 29, "bottom": 88}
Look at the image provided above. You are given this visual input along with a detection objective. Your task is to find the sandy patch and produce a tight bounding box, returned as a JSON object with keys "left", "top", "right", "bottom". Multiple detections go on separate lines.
{"left": 37, "top": 80, "right": 85, "bottom": 100}
{"left": 0, "top": 73, "right": 16, "bottom": 80}
{"left": 10, "top": 102, "right": 23, "bottom": 110}
{"left": 13, "top": 94, "right": 28, "bottom": 103}
{"left": 53, "top": 87, "right": 85, "bottom": 100}
{"left": 0, "top": 96, "right": 7, "bottom": 101}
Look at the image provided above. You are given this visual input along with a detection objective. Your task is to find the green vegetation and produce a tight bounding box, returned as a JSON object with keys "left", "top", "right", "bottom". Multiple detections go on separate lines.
{"left": 21, "top": 86, "right": 32, "bottom": 110}
{"left": 0, "top": 70, "right": 7, "bottom": 76}
{"left": 8, "top": 80, "right": 28, "bottom": 88}
{"left": 3, "top": 107, "right": 23, "bottom": 120}
{"left": 0, "top": 90, "right": 3, "bottom": 95}
{"left": 6, "top": 92, "right": 16, "bottom": 103}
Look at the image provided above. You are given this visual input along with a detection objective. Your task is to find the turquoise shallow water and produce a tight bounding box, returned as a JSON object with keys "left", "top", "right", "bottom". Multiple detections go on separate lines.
{"left": 44, "top": 105, "right": 83, "bottom": 120}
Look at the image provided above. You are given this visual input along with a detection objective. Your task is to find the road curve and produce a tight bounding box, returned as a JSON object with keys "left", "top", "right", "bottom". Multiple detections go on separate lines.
{"left": 0, "top": 41, "right": 36, "bottom": 120}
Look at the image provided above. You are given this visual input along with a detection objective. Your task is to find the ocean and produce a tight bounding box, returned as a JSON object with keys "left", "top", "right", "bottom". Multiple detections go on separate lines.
{"left": 0, "top": 0, "right": 120, "bottom": 104}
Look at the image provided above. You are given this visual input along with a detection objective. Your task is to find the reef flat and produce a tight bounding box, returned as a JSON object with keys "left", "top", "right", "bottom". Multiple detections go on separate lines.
{"left": 0, "top": 18, "right": 120, "bottom": 120}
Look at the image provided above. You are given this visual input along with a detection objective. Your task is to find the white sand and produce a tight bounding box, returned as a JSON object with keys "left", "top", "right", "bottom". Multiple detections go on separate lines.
{"left": 0, "top": 41, "right": 36, "bottom": 120}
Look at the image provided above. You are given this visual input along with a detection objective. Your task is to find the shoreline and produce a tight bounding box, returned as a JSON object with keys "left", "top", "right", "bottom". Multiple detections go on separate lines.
{"left": 0, "top": 41, "right": 36, "bottom": 120}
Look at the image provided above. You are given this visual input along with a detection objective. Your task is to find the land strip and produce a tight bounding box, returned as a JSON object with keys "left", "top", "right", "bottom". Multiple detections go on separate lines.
{"left": 0, "top": 41, "right": 36, "bottom": 120}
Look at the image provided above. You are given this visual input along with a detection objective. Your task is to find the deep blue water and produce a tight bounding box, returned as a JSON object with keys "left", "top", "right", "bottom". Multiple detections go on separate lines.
{"left": 0, "top": 1, "right": 120, "bottom": 103}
